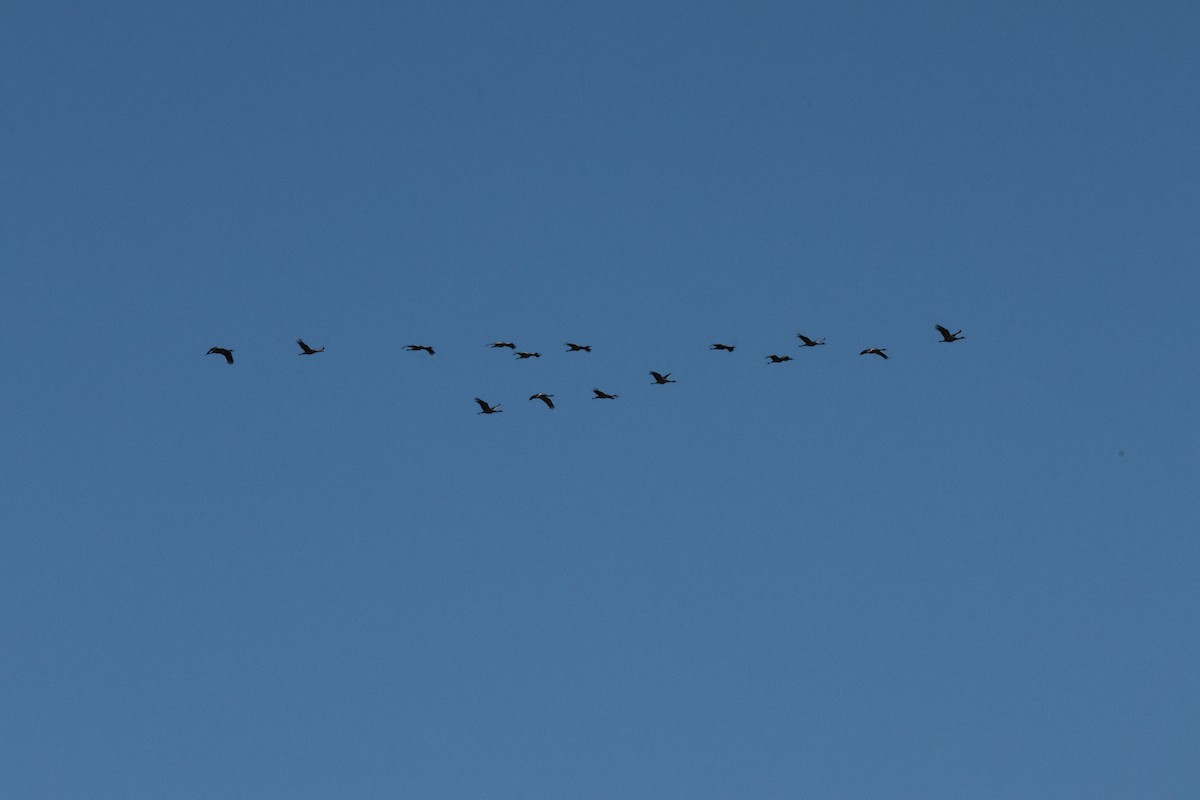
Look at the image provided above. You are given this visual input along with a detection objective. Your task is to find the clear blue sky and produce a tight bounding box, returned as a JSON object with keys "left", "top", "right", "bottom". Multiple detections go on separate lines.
{"left": 3, "top": 1, "right": 1198, "bottom": 797}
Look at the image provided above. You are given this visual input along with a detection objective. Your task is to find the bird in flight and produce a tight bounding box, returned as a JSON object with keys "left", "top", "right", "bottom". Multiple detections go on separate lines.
{"left": 207, "top": 347, "right": 234, "bottom": 364}
{"left": 710, "top": 343, "right": 736, "bottom": 352}
{"left": 405, "top": 345, "right": 435, "bottom": 355}
{"left": 474, "top": 397, "right": 502, "bottom": 414}
{"left": 650, "top": 371, "right": 676, "bottom": 384}
{"left": 529, "top": 393, "right": 555, "bottom": 409}
{"left": 515, "top": 351, "right": 541, "bottom": 359}
{"left": 296, "top": 339, "right": 324, "bottom": 355}
{"left": 592, "top": 388, "right": 619, "bottom": 399}
{"left": 564, "top": 342, "right": 591, "bottom": 352}
{"left": 859, "top": 348, "right": 889, "bottom": 359}
{"left": 489, "top": 341, "right": 516, "bottom": 349}
{"left": 766, "top": 354, "right": 793, "bottom": 364}
{"left": 935, "top": 325, "right": 965, "bottom": 343}
{"left": 797, "top": 334, "right": 826, "bottom": 347}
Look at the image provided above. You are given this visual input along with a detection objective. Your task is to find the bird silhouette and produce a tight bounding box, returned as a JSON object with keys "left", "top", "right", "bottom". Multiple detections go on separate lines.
{"left": 710, "top": 343, "right": 736, "bottom": 351}
{"left": 405, "top": 345, "right": 435, "bottom": 355}
{"left": 515, "top": 352, "right": 541, "bottom": 359}
{"left": 766, "top": 354, "right": 793, "bottom": 363}
{"left": 296, "top": 339, "right": 324, "bottom": 355}
{"left": 474, "top": 397, "right": 502, "bottom": 414}
{"left": 935, "top": 325, "right": 965, "bottom": 343}
{"left": 650, "top": 371, "right": 676, "bottom": 384}
{"left": 207, "top": 347, "right": 234, "bottom": 364}
{"left": 592, "top": 388, "right": 619, "bottom": 399}
{"left": 529, "top": 393, "right": 555, "bottom": 409}
{"left": 797, "top": 334, "right": 826, "bottom": 347}
{"left": 564, "top": 342, "right": 591, "bottom": 352}
{"left": 859, "top": 348, "right": 889, "bottom": 359}
{"left": 489, "top": 341, "right": 516, "bottom": 349}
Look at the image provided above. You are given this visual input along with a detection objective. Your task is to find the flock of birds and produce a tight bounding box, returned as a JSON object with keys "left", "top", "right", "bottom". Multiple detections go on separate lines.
{"left": 206, "top": 326, "right": 966, "bottom": 414}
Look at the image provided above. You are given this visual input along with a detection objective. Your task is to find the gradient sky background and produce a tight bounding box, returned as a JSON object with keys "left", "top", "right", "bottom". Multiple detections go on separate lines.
{"left": 3, "top": 1, "right": 1198, "bottom": 797}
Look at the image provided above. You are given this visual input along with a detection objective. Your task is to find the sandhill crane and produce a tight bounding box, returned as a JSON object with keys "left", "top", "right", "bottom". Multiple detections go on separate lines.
{"left": 650, "top": 371, "right": 676, "bottom": 384}
{"left": 207, "top": 347, "right": 234, "bottom": 364}
{"left": 860, "top": 348, "right": 889, "bottom": 359}
{"left": 592, "top": 388, "right": 619, "bottom": 399}
{"left": 564, "top": 342, "right": 591, "bottom": 352}
{"left": 296, "top": 339, "right": 324, "bottom": 355}
{"left": 935, "top": 325, "right": 965, "bottom": 343}
{"left": 797, "top": 334, "right": 826, "bottom": 347}
{"left": 515, "top": 351, "right": 541, "bottom": 359}
{"left": 710, "top": 343, "right": 736, "bottom": 351}
{"left": 405, "top": 345, "right": 435, "bottom": 355}
{"left": 489, "top": 341, "right": 517, "bottom": 349}
{"left": 474, "top": 398, "right": 502, "bottom": 414}
{"left": 529, "top": 393, "right": 555, "bottom": 409}
{"left": 766, "top": 354, "right": 793, "bottom": 363}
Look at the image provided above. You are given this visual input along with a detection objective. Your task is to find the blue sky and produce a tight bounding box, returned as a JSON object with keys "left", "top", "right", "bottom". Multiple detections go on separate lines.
{"left": 2, "top": 1, "right": 1198, "bottom": 797}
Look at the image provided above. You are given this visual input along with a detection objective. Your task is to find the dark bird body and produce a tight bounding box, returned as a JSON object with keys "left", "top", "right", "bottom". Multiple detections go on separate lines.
{"left": 710, "top": 343, "right": 736, "bottom": 351}
{"left": 297, "top": 339, "right": 324, "bottom": 355}
{"left": 935, "top": 325, "right": 965, "bottom": 342}
{"left": 207, "top": 347, "right": 234, "bottom": 364}
{"left": 564, "top": 342, "right": 591, "bottom": 352}
{"left": 592, "top": 388, "right": 619, "bottom": 399}
{"left": 405, "top": 345, "right": 435, "bottom": 355}
{"left": 489, "top": 342, "right": 516, "bottom": 349}
{"left": 650, "top": 371, "right": 676, "bottom": 384}
{"left": 797, "top": 334, "right": 826, "bottom": 347}
{"left": 766, "top": 354, "right": 793, "bottom": 363}
{"left": 515, "top": 352, "right": 541, "bottom": 359}
{"left": 529, "top": 393, "right": 555, "bottom": 409}
{"left": 860, "top": 348, "right": 889, "bottom": 359}
{"left": 474, "top": 398, "right": 502, "bottom": 414}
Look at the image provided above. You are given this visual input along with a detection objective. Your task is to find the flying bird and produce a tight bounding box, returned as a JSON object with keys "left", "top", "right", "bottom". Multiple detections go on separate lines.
{"left": 592, "top": 388, "right": 619, "bottom": 399}
{"left": 935, "top": 325, "right": 965, "bottom": 343}
{"left": 489, "top": 341, "right": 516, "bottom": 349}
{"left": 515, "top": 351, "right": 542, "bottom": 359}
{"left": 766, "top": 354, "right": 793, "bottom": 363}
{"left": 710, "top": 343, "right": 736, "bottom": 351}
{"left": 405, "top": 345, "right": 435, "bottom": 355}
{"left": 207, "top": 347, "right": 234, "bottom": 364}
{"left": 860, "top": 348, "right": 889, "bottom": 359}
{"left": 650, "top": 371, "right": 676, "bottom": 384}
{"left": 564, "top": 342, "right": 592, "bottom": 352}
{"left": 529, "top": 393, "right": 555, "bottom": 409}
{"left": 474, "top": 397, "right": 502, "bottom": 414}
{"left": 797, "top": 334, "right": 826, "bottom": 347}
{"left": 296, "top": 339, "right": 324, "bottom": 355}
